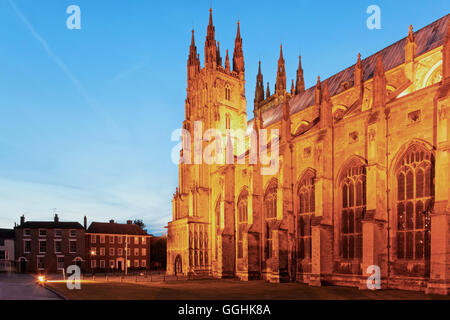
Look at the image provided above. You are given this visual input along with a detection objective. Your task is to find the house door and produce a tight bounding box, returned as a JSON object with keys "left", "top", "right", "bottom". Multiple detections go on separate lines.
{"left": 20, "top": 259, "right": 27, "bottom": 273}
{"left": 174, "top": 255, "right": 182, "bottom": 275}
{"left": 118, "top": 261, "right": 122, "bottom": 271}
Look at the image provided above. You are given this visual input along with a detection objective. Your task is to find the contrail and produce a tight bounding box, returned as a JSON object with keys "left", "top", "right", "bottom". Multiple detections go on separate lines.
{"left": 7, "top": 0, "right": 125, "bottom": 136}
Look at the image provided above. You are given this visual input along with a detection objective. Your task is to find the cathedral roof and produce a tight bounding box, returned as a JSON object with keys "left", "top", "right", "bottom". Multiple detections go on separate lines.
{"left": 249, "top": 14, "right": 449, "bottom": 129}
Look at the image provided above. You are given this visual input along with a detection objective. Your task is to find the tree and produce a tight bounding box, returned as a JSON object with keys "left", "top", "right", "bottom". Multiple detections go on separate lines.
{"left": 134, "top": 219, "right": 146, "bottom": 231}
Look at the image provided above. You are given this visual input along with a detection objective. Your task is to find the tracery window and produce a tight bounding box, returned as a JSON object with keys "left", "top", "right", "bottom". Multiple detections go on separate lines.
{"left": 237, "top": 189, "right": 248, "bottom": 259}
{"left": 225, "top": 85, "right": 231, "bottom": 101}
{"left": 341, "top": 163, "right": 365, "bottom": 260}
{"left": 396, "top": 146, "right": 433, "bottom": 262}
{"left": 297, "top": 172, "right": 315, "bottom": 260}
{"left": 264, "top": 180, "right": 277, "bottom": 259}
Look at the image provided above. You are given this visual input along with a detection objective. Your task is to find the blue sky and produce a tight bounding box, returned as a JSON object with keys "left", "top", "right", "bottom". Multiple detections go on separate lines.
{"left": 0, "top": 0, "right": 448, "bottom": 234}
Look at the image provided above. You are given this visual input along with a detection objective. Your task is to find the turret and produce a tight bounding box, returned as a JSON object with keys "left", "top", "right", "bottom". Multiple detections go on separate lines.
{"left": 225, "top": 49, "right": 231, "bottom": 73}
{"left": 233, "top": 21, "right": 245, "bottom": 75}
{"left": 373, "top": 54, "right": 386, "bottom": 109}
{"left": 320, "top": 81, "right": 333, "bottom": 128}
{"left": 254, "top": 61, "right": 265, "bottom": 106}
{"left": 315, "top": 76, "right": 321, "bottom": 106}
{"left": 295, "top": 55, "right": 305, "bottom": 95}
{"left": 275, "top": 45, "right": 286, "bottom": 95}
{"left": 405, "top": 25, "right": 417, "bottom": 63}
{"left": 354, "top": 53, "right": 364, "bottom": 99}
{"left": 204, "top": 8, "right": 217, "bottom": 69}
{"left": 187, "top": 29, "right": 200, "bottom": 80}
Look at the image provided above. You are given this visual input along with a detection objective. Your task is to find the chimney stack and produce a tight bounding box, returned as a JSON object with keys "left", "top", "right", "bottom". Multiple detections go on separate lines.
{"left": 20, "top": 215, "right": 25, "bottom": 226}
{"left": 84, "top": 216, "right": 87, "bottom": 229}
{"left": 54, "top": 214, "right": 59, "bottom": 223}
{"left": 110, "top": 219, "right": 115, "bottom": 224}
{"left": 127, "top": 220, "right": 133, "bottom": 225}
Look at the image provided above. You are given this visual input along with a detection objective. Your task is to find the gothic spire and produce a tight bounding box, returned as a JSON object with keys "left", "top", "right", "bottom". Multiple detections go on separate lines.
{"left": 187, "top": 29, "right": 200, "bottom": 80}
{"left": 233, "top": 20, "right": 245, "bottom": 74}
{"left": 216, "top": 41, "right": 222, "bottom": 67}
{"left": 275, "top": 44, "right": 286, "bottom": 95}
{"left": 254, "top": 61, "right": 265, "bottom": 106}
{"left": 266, "top": 82, "right": 271, "bottom": 99}
{"left": 291, "top": 80, "right": 295, "bottom": 95}
{"left": 204, "top": 8, "right": 217, "bottom": 68}
{"left": 225, "top": 49, "right": 230, "bottom": 73}
{"left": 295, "top": 55, "right": 305, "bottom": 95}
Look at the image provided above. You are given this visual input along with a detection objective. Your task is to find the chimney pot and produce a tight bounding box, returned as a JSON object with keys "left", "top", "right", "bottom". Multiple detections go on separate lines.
{"left": 54, "top": 214, "right": 59, "bottom": 223}
{"left": 110, "top": 219, "right": 115, "bottom": 224}
{"left": 20, "top": 215, "right": 25, "bottom": 225}
{"left": 127, "top": 220, "right": 132, "bottom": 225}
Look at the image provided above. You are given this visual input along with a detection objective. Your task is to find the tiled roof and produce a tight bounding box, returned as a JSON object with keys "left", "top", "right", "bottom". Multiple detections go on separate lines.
{"left": 87, "top": 222, "right": 149, "bottom": 236}
{"left": 251, "top": 14, "right": 449, "bottom": 129}
{"left": 0, "top": 229, "right": 15, "bottom": 239}
{"left": 16, "top": 221, "right": 84, "bottom": 229}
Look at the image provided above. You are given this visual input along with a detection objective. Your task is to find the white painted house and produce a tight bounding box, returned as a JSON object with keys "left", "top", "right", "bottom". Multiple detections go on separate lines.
{"left": 0, "top": 229, "right": 15, "bottom": 272}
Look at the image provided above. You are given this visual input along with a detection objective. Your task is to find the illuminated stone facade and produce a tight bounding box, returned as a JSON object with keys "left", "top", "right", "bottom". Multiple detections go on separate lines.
{"left": 167, "top": 11, "right": 450, "bottom": 295}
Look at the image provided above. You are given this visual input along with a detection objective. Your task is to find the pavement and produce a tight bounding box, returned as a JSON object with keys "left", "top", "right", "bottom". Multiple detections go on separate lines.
{"left": 0, "top": 273, "right": 62, "bottom": 300}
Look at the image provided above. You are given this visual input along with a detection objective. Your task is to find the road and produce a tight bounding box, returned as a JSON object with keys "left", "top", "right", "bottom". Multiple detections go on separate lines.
{"left": 0, "top": 273, "right": 62, "bottom": 300}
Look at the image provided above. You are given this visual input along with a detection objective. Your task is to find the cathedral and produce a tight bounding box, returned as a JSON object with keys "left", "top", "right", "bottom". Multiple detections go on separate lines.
{"left": 167, "top": 10, "right": 450, "bottom": 295}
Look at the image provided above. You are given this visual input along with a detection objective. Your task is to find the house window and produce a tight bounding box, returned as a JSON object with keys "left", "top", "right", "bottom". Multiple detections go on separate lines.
{"left": 134, "top": 237, "right": 139, "bottom": 245}
{"left": 341, "top": 163, "right": 365, "bottom": 260}
{"left": 91, "top": 260, "right": 97, "bottom": 269}
{"left": 141, "top": 260, "right": 146, "bottom": 268}
{"left": 39, "top": 241, "right": 47, "bottom": 254}
{"left": 265, "top": 180, "right": 277, "bottom": 259}
{"left": 134, "top": 248, "right": 139, "bottom": 256}
{"left": 118, "top": 236, "right": 123, "bottom": 244}
{"left": 109, "top": 248, "right": 115, "bottom": 256}
{"left": 142, "top": 248, "right": 147, "bottom": 256}
{"left": 24, "top": 240, "right": 31, "bottom": 253}
{"left": 100, "top": 248, "right": 105, "bottom": 256}
{"left": 57, "top": 257, "right": 64, "bottom": 270}
{"left": 55, "top": 230, "right": 62, "bottom": 237}
{"left": 70, "top": 230, "right": 76, "bottom": 237}
{"left": 37, "top": 257, "right": 44, "bottom": 269}
{"left": 134, "top": 260, "right": 139, "bottom": 268}
{"left": 109, "top": 260, "right": 115, "bottom": 269}
{"left": 55, "top": 241, "right": 62, "bottom": 253}
{"left": 100, "top": 235, "right": 105, "bottom": 243}
{"left": 237, "top": 189, "right": 248, "bottom": 259}
{"left": 91, "top": 235, "right": 97, "bottom": 243}
{"left": 297, "top": 171, "right": 315, "bottom": 260}
{"left": 118, "top": 248, "right": 123, "bottom": 256}
{"left": 69, "top": 241, "right": 77, "bottom": 253}
{"left": 142, "top": 237, "right": 146, "bottom": 244}
{"left": 39, "top": 229, "right": 47, "bottom": 237}
{"left": 24, "top": 229, "right": 31, "bottom": 237}
{"left": 100, "top": 260, "right": 105, "bottom": 268}
{"left": 90, "top": 248, "right": 96, "bottom": 256}
{"left": 396, "top": 146, "right": 433, "bottom": 263}
{"left": 126, "top": 248, "right": 130, "bottom": 256}
{"left": 110, "top": 236, "right": 115, "bottom": 244}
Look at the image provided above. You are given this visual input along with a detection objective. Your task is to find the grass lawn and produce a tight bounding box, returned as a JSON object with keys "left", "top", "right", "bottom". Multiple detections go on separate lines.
{"left": 46, "top": 279, "right": 450, "bottom": 300}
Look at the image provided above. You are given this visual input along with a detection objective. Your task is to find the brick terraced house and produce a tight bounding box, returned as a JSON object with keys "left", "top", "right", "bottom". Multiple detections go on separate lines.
{"left": 167, "top": 10, "right": 450, "bottom": 295}
{"left": 14, "top": 214, "right": 85, "bottom": 273}
{"left": 86, "top": 220, "right": 152, "bottom": 272}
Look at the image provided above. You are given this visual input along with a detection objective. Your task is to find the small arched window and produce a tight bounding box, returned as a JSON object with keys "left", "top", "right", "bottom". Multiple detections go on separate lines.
{"left": 225, "top": 85, "right": 231, "bottom": 101}
{"left": 237, "top": 189, "right": 248, "bottom": 259}
{"left": 264, "top": 180, "right": 277, "bottom": 259}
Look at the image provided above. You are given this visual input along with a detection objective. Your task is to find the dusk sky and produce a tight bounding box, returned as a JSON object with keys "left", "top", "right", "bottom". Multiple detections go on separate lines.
{"left": 0, "top": 0, "right": 448, "bottom": 234}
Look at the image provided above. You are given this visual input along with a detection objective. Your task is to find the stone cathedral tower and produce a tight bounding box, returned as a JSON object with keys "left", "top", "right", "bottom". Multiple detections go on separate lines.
{"left": 168, "top": 9, "right": 247, "bottom": 277}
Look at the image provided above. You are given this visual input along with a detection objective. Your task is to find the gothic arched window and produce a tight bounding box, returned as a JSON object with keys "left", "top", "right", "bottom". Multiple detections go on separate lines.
{"left": 341, "top": 162, "right": 365, "bottom": 260}
{"left": 237, "top": 189, "right": 248, "bottom": 259}
{"left": 225, "top": 85, "right": 231, "bottom": 101}
{"left": 396, "top": 146, "right": 434, "bottom": 262}
{"left": 297, "top": 171, "right": 315, "bottom": 260}
{"left": 264, "top": 180, "right": 277, "bottom": 259}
